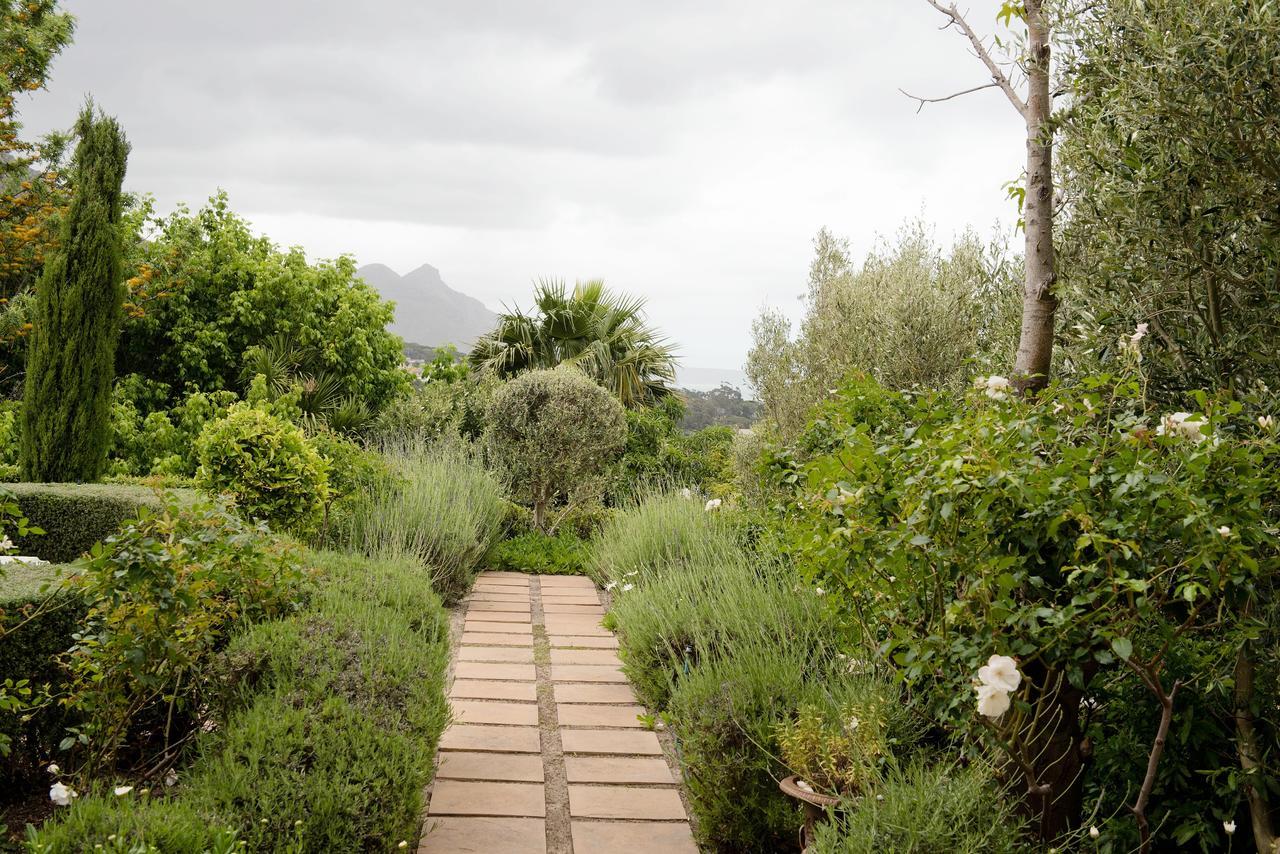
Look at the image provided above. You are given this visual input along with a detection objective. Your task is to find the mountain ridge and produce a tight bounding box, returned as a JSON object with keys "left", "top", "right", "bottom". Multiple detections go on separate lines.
{"left": 357, "top": 262, "right": 497, "bottom": 349}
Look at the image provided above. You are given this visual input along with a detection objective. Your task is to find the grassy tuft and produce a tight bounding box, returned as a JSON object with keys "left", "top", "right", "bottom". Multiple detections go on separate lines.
{"left": 331, "top": 438, "right": 505, "bottom": 602}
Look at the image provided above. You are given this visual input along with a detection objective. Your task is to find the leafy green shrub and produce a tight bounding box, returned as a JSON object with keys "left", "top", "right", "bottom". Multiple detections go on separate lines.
{"left": 0, "top": 400, "right": 20, "bottom": 480}
{"left": 195, "top": 404, "right": 330, "bottom": 536}
{"left": 109, "top": 382, "right": 237, "bottom": 478}
{"left": 61, "top": 493, "right": 303, "bottom": 774}
{"left": 333, "top": 439, "right": 504, "bottom": 602}
{"left": 807, "top": 762, "right": 1025, "bottom": 854}
{"left": 1, "top": 482, "right": 194, "bottom": 562}
{"left": 0, "top": 562, "right": 81, "bottom": 789}
{"left": 23, "top": 795, "right": 240, "bottom": 854}
{"left": 617, "top": 397, "right": 738, "bottom": 498}
{"left": 777, "top": 371, "right": 1280, "bottom": 842}
{"left": 308, "top": 429, "right": 399, "bottom": 538}
{"left": 485, "top": 368, "right": 626, "bottom": 531}
{"left": 589, "top": 490, "right": 738, "bottom": 586}
{"left": 488, "top": 530, "right": 589, "bottom": 575}
{"left": 30, "top": 551, "right": 451, "bottom": 854}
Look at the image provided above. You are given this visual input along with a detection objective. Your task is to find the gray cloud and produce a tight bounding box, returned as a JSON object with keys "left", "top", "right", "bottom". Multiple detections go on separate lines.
{"left": 18, "top": 0, "right": 1024, "bottom": 368}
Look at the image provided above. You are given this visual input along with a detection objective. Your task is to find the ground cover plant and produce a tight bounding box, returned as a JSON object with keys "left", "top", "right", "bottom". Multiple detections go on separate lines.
{"left": 28, "top": 550, "right": 451, "bottom": 852}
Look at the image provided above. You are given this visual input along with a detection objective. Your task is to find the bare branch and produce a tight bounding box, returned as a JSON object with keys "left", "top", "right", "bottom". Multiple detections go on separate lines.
{"left": 898, "top": 81, "right": 1000, "bottom": 113}
{"left": 922, "top": 0, "right": 1029, "bottom": 117}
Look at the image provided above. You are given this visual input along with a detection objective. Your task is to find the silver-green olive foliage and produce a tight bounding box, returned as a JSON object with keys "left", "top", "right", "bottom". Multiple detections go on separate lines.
{"left": 485, "top": 368, "right": 626, "bottom": 530}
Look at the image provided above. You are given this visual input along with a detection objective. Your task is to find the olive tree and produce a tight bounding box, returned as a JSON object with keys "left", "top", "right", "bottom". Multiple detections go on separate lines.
{"left": 485, "top": 368, "right": 626, "bottom": 532}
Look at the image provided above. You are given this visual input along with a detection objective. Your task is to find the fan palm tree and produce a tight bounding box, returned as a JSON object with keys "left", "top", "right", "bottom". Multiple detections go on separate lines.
{"left": 469, "top": 279, "right": 677, "bottom": 409}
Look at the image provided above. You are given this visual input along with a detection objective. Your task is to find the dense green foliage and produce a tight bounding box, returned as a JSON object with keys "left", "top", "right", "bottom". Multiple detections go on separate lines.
{"left": 617, "top": 396, "right": 736, "bottom": 498}
{"left": 748, "top": 223, "right": 1019, "bottom": 439}
{"left": 485, "top": 368, "right": 626, "bottom": 531}
{"left": 21, "top": 106, "right": 129, "bottom": 482}
{"left": 1059, "top": 0, "right": 1280, "bottom": 407}
{"left": 115, "top": 193, "right": 407, "bottom": 413}
{"left": 470, "top": 279, "right": 677, "bottom": 408}
{"left": 332, "top": 439, "right": 505, "bottom": 602}
{"left": 486, "top": 529, "right": 589, "bottom": 575}
{"left": 807, "top": 762, "right": 1025, "bottom": 854}
{"left": 60, "top": 493, "right": 303, "bottom": 775}
{"left": 194, "top": 404, "right": 330, "bottom": 537}
{"left": 2, "top": 482, "right": 192, "bottom": 562}
{"left": 29, "top": 550, "right": 451, "bottom": 852}
{"left": 775, "top": 372, "right": 1279, "bottom": 849}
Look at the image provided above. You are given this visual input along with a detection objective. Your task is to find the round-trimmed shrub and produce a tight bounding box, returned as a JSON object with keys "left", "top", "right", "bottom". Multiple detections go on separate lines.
{"left": 195, "top": 405, "right": 329, "bottom": 535}
{"left": 484, "top": 368, "right": 626, "bottom": 531}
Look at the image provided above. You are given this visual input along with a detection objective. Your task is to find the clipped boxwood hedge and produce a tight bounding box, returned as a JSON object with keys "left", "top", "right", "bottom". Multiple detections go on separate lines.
{"left": 0, "top": 561, "right": 83, "bottom": 789}
{"left": 3, "top": 482, "right": 197, "bottom": 563}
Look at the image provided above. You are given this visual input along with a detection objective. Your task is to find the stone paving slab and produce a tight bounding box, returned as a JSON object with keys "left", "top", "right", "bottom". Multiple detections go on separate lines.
{"left": 437, "top": 751, "right": 545, "bottom": 783}
{"left": 463, "top": 620, "right": 534, "bottom": 634}
{"left": 463, "top": 604, "right": 532, "bottom": 617}
{"left": 551, "top": 664, "right": 627, "bottom": 683}
{"left": 450, "top": 680, "right": 538, "bottom": 702}
{"left": 439, "top": 724, "right": 541, "bottom": 753}
{"left": 457, "top": 646, "right": 535, "bottom": 663}
{"left": 418, "top": 817, "right": 546, "bottom": 854}
{"left": 560, "top": 729, "right": 662, "bottom": 755}
{"left": 570, "top": 820, "right": 698, "bottom": 854}
{"left": 542, "top": 603, "right": 606, "bottom": 615}
{"left": 549, "top": 635, "right": 619, "bottom": 649}
{"left": 471, "top": 581, "right": 530, "bottom": 590}
{"left": 451, "top": 700, "right": 540, "bottom": 726}
{"left": 537, "top": 575, "right": 595, "bottom": 585}
{"left": 471, "top": 583, "right": 530, "bottom": 593}
{"left": 454, "top": 662, "right": 537, "bottom": 681}
{"left": 539, "top": 592, "right": 601, "bottom": 602}
{"left": 564, "top": 756, "right": 677, "bottom": 785}
{"left": 466, "top": 593, "right": 531, "bottom": 602}
{"left": 460, "top": 632, "right": 534, "bottom": 647}
{"left": 542, "top": 619, "right": 609, "bottom": 635}
{"left": 568, "top": 785, "right": 687, "bottom": 820}
{"left": 430, "top": 780, "right": 547, "bottom": 817}
{"left": 549, "top": 648, "right": 622, "bottom": 666}
{"left": 553, "top": 683, "right": 639, "bottom": 704}
{"left": 556, "top": 704, "right": 646, "bottom": 728}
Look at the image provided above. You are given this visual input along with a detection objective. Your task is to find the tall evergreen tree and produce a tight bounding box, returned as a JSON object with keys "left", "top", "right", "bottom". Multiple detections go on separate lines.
{"left": 21, "top": 104, "right": 129, "bottom": 482}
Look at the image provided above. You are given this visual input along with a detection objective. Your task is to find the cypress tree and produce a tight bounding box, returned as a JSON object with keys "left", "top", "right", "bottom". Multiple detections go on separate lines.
{"left": 21, "top": 104, "right": 129, "bottom": 482}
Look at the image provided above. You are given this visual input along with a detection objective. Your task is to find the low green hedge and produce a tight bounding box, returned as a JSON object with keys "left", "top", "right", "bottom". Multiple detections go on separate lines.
{"left": 487, "top": 529, "right": 590, "bottom": 575}
{"left": 0, "top": 562, "right": 83, "bottom": 790}
{"left": 29, "top": 550, "right": 452, "bottom": 853}
{"left": 3, "top": 483, "right": 197, "bottom": 563}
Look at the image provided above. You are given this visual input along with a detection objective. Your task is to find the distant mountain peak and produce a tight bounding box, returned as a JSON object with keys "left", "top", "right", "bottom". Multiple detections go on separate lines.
{"left": 358, "top": 263, "right": 497, "bottom": 351}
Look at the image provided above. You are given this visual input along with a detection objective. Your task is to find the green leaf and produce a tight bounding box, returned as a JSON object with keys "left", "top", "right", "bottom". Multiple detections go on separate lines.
{"left": 1111, "top": 637, "right": 1133, "bottom": 661}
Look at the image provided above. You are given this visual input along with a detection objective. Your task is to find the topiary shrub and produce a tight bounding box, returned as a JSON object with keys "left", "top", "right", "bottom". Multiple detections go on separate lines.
{"left": 195, "top": 404, "right": 329, "bottom": 536}
{"left": 2, "top": 482, "right": 196, "bottom": 562}
{"left": 484, "top": 368, "right": 626, "bottom": 531}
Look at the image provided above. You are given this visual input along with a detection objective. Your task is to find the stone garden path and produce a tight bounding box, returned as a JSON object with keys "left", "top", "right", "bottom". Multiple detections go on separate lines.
{"left": 418, "top": 571, "right": 698, "bottom": 854}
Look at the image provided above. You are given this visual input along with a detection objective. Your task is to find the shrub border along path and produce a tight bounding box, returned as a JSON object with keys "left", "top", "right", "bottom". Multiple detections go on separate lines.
{"left": 419, "top": 571, "right": 697, "bottom": 853}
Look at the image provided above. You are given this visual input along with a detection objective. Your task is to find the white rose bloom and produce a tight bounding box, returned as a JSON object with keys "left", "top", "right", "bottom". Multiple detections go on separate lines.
{"left": 1089, "top": 826, "right": 1100, "bottom": 839}
{"left": 1218, "top": 526, "right": 1232, "bottom": 538}
{"left": 1157, "top": 412, "right": 1210, "bottom": 443}
{"left": 977, "top": 654, "right": 1022, "bottom": 693}
{"left": 1258, "top": 415, "right": 1275, "bottom": 431}
{"left": 975, "top": 684, "right": 1012, "bottom": 718}
{"left": 981, "top": 375, "right": 1011, "bottom": 401}
{"left": 47, "top": 763, "right": 60, "bottom": 775}
{"left": 704, "top": 498, "right": 722, "bottom": 512}
{"left": 49, "top": 782, "right": 77, "bottom": 806}
{"left": 1224, "top": 820, "right": 1236, "bottom": 835}
{"left": 0, "top": 536, "right": 13, "bottom": 552}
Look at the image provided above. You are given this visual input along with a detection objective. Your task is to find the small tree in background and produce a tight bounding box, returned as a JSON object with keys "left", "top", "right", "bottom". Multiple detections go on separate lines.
{"left": 485, "top": 368, "right": 626, "bottom": 531}
{"left": 21, "top": 104, "right": 129, "bottom": 482}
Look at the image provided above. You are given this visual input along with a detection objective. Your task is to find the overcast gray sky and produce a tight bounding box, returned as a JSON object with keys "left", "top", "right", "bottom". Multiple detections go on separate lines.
{"left": 18, "top": 0, "right": 1023, "bottom": 371}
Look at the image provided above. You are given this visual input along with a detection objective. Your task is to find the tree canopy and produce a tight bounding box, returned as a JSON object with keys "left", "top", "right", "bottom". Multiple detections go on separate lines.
{"left": 115, "top": 193, "right": 408, "bottom": 413}
{"left": 469, "top": 279, "right": 677, "bottom": 409}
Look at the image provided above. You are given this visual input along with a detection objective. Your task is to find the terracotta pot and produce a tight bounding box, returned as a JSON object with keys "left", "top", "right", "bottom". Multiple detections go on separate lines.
{"left": 779, "top": 775, "right": 842, "bottom": 851}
